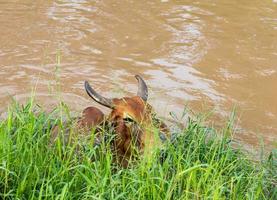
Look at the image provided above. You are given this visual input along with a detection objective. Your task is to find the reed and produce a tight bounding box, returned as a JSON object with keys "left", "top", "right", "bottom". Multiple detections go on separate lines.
{"left": 0, "top": 100, "right": 276, "bottom": 200}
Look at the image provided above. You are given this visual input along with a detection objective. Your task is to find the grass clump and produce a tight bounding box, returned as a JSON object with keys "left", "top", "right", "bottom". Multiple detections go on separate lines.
{"left": 0, "top": 101, "right": 276, "bottom": 200}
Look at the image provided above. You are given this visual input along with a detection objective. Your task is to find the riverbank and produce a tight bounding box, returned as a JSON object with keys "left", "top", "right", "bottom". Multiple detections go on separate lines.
{"left": 0, "top": 100, "right": 276, "bottom": 199}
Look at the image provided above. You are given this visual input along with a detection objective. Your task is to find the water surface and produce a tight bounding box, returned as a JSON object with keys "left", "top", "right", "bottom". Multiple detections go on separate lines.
{"left": 0, "top": 0, "right": 276, "bottom": 150}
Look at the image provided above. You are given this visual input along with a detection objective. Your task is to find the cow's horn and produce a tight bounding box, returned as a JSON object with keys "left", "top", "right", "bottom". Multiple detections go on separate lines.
{"left": 84, "top": 81, "right": 113, "bottom": 108}
{"left": 135, "top": 75, "right": 148, "bottom": 101}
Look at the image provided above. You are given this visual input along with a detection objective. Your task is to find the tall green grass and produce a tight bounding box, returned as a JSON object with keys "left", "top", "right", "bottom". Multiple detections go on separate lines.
{"left": 0, "top": 100, "right": 276, "bottom": 199}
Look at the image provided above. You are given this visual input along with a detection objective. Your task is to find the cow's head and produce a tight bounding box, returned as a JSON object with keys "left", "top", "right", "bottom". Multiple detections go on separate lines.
{"left": 85, "top": 75, "right": 169, "bottom": 167}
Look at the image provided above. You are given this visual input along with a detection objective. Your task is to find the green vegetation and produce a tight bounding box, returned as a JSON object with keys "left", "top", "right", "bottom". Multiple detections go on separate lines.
{"left": 0, "top": 100, "right": 276, "bottom": 200}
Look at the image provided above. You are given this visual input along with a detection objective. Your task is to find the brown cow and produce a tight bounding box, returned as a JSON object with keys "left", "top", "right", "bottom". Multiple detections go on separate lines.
{"left": 52, "top": 75, "right": 170, "bottom": 167}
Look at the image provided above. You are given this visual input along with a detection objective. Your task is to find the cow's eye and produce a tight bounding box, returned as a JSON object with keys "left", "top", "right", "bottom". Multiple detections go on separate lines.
{"left": 123, "top": 116, "right": 135, "bottom": 123}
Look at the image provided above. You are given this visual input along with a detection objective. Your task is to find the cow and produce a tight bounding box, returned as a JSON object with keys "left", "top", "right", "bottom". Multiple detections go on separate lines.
{"left": 51, "top": 75, "right": 170, "bottom": 167}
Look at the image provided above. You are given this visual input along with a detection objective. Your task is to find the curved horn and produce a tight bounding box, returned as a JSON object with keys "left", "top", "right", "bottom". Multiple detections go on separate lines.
{"left": 84, "top": 81, "right": 113, "bottom": 108}
{"left": 135, "top": 75, "right": 148, "bottom": 101}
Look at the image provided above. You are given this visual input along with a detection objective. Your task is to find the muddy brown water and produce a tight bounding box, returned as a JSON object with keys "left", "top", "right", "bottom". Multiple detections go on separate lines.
{"left": 0, "top": 0, "right": 276, "bottom": 150}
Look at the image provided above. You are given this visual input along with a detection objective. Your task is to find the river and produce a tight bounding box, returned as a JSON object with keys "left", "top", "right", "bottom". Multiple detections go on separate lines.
{"left": 0, "top": 0, "right": 276, "bottom": 150}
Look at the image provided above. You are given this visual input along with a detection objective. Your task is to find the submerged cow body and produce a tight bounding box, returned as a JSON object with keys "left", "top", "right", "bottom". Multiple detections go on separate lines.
{"left": 52, "top": 75, "right": 169, "bottom": 167}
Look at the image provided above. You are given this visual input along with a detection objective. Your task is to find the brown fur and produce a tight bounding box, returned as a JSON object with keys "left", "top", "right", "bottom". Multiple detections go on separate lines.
{"left": 107, "top": 96, "right": 169, "bottom": 167}
{"left": 50, "top": 107, "right": 104, "bottom": 144}
{"left": 51, "top": 96, "right": 169, "bottom": 168}
{"left": 78, "top": 107, "right": 105, "bottom": 130}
